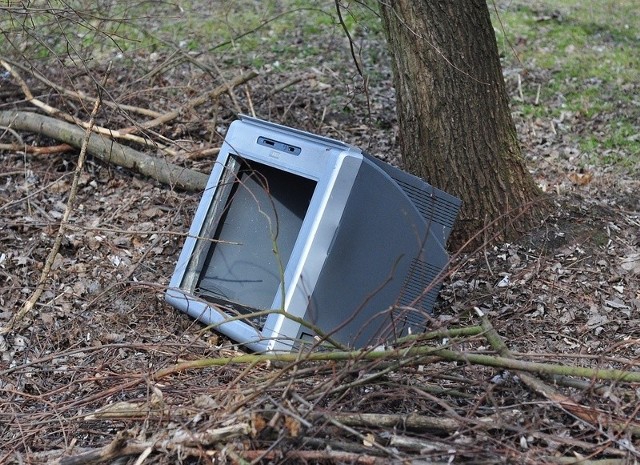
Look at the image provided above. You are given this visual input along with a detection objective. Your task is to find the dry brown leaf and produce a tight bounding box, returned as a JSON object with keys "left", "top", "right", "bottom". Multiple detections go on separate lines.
{"left": 567, "top": 171, "right": 593, "bottom": 185}
{"left": 284, "top": 416, "right": 302, "bottom": 437}
{"left": 251, "top": 412, "right": 267, "bottom": 437}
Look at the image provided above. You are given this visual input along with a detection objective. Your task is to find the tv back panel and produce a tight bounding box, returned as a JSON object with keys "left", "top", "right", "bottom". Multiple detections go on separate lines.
{"left": 166, "top": 115, "right": 461, "bottom": 352}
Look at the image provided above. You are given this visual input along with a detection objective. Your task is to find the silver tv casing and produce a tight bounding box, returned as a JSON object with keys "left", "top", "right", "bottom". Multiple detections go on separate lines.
{"left": 166, "top": 115, "right": 461, "bottom": 352}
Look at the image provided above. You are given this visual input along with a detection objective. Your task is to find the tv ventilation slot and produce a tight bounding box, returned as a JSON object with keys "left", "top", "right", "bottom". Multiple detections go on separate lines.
{"left": 392, "top": 307, "right": 427, "bottom": 332}
{"left": 398, "top": 257, "right": 442, "bottom": 312}
{"left": 394, "top": 178, "right": 459, "bottom": 233}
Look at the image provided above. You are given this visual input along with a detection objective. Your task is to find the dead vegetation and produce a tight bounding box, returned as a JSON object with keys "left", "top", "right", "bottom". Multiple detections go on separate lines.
{"left": 1, "top": 1, "right": 639, "bottom": 464}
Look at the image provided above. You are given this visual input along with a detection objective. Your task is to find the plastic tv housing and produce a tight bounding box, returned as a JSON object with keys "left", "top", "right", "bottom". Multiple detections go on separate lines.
{"left": 166, "top": 115, "right": 461, "bottom": 352}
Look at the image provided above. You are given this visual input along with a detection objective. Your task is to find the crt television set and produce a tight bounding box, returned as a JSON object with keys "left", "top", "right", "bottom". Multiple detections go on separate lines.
{"left": 166, "top": 115, "right": 461, "bottom": 352}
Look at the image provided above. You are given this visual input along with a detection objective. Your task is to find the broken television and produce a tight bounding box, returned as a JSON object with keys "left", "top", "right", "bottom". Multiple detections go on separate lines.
{"left": 165, "top": 115, "right": 461, "bottom": 352}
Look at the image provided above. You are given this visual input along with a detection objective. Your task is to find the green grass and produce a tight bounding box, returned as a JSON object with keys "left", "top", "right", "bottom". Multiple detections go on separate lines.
{"left": 0, "top": 2, "right": 329, "bottom": 65}
{"left": 0, "top": 0, "right": 382, "bottom": 130}
{"left": 0, "top": 1, "right": 383, "bottom": 70}
{"left": 493, "top": 0, "right": 639, "bottom": 173}
{"left": 2, "top": 1, "right": 636, "bottom": 173}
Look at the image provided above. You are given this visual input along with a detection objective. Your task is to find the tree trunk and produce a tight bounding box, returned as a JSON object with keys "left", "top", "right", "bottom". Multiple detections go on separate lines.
{"left": 379, "top": 1, "right": 543, "bottom": 249}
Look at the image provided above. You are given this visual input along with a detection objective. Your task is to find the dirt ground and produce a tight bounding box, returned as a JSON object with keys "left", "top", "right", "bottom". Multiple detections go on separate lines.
{"left": 1, "top": 4, "right": 640, "bottom": 465}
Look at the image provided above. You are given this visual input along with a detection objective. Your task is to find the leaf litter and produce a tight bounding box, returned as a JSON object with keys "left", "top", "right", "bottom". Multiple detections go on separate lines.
{"left": 0, "top": 3, "right": 639, "bottom": 465}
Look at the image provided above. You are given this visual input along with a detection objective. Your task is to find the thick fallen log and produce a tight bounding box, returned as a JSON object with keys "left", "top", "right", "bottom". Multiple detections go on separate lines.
{"left": 0, "top": 110, "right": 208, "bottom": 192}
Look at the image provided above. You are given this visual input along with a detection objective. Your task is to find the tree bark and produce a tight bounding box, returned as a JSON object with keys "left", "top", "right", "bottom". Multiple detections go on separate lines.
{"left": 379, "top": 1, "right": 544, "bottom": 249}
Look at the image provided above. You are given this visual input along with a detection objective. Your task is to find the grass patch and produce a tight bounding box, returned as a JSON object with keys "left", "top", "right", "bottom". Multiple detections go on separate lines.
{"left": 0, "top": 1, "right": 373, "bottom": 71}
{"left": 2, "top": 1, "right": 636, "bottom": 173}
{"left": 493, "top": 0, "right": 639, "bottom": 173}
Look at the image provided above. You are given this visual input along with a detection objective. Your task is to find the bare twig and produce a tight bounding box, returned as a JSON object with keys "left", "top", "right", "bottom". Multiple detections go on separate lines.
{"left": 267, "top": 72, "right": 317, "bottom": 97}
{"left": 184, "top": 146, "right": 220, "bottom": 160}
{"left": 56, "top": 424, "right": 250, "bottom": 465}
{"left": 334, "top": 0, "right": 363, "bottom": 76}
{"left": 334, "top": 0, "right": 372, "bottom": 119}
{"left": 240, "top": 449, "right": 388, "bottom": 464}
{"left": 244, "top": 84, "right": 255, "bottom": 117}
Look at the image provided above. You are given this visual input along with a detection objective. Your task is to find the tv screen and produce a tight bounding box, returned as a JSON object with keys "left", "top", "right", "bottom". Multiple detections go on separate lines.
{"left": 195, "top": 155, "right": 316, "bottom": 314}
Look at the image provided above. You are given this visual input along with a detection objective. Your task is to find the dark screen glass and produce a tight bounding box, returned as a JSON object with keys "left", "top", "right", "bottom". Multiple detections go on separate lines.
{"left": 196, "top": 156, "right": 316, "bottom": 310}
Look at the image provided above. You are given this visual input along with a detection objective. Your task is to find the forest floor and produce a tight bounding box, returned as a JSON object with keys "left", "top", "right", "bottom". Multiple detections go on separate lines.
{"left": 0, "top": 1, "right": 639, "bottom": 464}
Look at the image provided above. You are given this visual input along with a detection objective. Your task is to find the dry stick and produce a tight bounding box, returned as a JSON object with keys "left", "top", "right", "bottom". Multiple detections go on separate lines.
{"left": 394, "top": 324, "right": 483, "bottom": 345}
{"left": 548, "top": 374, "right": 635, "bottom": 399}
{"left": 244, "top": 84, "right": 256, "bottom": 117}
{"left": 0, "top": 57, "right": 163, "bottom": 119}
{"left": 267, "top": 72, "right": 317, "bottom": 97}
{"left": 185, "top": 146, "right": 220, "bottom": 160}
{"left": 322, "top": 411, "right": 494, "bottom": 433}
{"left": 0, "top": 143, "right": 73, "bottom": 154}
{"left": 300, "top": 436, "right": 388, "bottom": 457}
{"left": 239, "top": 450, "right": 387, "bottom": 465}
{"left": 387, "top": 434, "right": 448, "bottom": 454}
{"left": 479, "top": 314, "right": 640, "bottom": 437}
{"left": 540, "top": 458, "right": 633, "bottom": 465}
{"left": 314, "top": 407, "right": 401, "bottom": 460}
{"left": 118, "top": 71, "right": 259, "bottom": 134}
{"left": 56, "top": 432, "right": 133, "bottom": 465}
{"left": 0, "top": 111, "right": 209, "bottom": 192}
{"left": 0, "top": 59, "right": 163, "bottom": 150}
{"left": 227, "top": 86, "right": 244, "bottom": 115}
{"left": 1, "top": 84, "right": 104, "bottom": 333}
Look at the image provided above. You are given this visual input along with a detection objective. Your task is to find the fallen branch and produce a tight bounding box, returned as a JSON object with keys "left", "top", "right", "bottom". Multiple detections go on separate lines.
{"left": 56, "top": 424, "right": 250, "bottom": 465}
{"left": 0, "top": 111, "right": 208, "bottom": 191}
{"left": 540, "top": 458, "right": 634, "bottom": 465}
{"left": 324, "top": 411, "right": 499, "bottom": 433}
{"left": 57, "top": 432, "right": 135, "bottom": 465}
{"left": 150, "top": 339, "right": 640, "bottom": 384}
{"left": 239, "top": 450, "right": 388, "bottom": 465}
